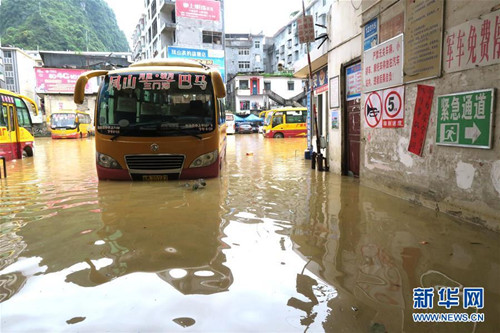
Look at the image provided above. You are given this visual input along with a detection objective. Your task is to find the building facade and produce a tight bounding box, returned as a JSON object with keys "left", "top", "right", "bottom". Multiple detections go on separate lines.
{"left": 133, "top": 0, "right": 225, "bottom": 79}
{"left": 0, "top": 48, "right": 5, "bottom": 89}
{"left": 225, "top": 33, "right": 267, "bottom": 79}
{"left": 298, "top": 0, "right": 500, "bottom": 231}
{"left": 0, "top": 47, "right": 37, "bottom": 98}
{"left": 227, "top": 74, "right": 305, "bottom": 115}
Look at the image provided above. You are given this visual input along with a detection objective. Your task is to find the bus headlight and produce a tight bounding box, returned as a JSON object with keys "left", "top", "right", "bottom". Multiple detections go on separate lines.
{"left": 96, "top": 152, "right": 122, "bottom": 169}
{"left": 189, "top": 150, "right": 218, "bottom": 168}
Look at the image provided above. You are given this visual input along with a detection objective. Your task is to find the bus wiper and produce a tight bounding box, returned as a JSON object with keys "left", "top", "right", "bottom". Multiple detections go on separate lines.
{"left": 110, "top": 122, "right": 158, "bottom": 141}
{"left": 164, "top": 128, "right": 203, "bottom": 140}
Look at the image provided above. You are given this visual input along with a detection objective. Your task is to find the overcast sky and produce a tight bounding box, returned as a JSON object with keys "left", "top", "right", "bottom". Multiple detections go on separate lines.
{"left": 104, "top": 0, "right": 306, "bottom": 46}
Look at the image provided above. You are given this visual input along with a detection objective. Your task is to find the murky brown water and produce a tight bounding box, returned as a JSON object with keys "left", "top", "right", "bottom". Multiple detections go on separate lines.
{"left": 1, "top": 135, "right": 499, "bottom": 332}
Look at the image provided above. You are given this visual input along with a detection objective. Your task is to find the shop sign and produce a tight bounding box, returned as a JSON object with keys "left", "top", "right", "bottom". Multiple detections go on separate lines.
{"left": 35, "top": 68, "right": 98, "bottom": 94}
{"left": 436, "top": 89, "right": 494, "bottom": 149}
{"left": 168, "top": 46, "right": 225, "bottom": 81}
{"left": 176, "top": 0, "right": 220, "bottom": 22}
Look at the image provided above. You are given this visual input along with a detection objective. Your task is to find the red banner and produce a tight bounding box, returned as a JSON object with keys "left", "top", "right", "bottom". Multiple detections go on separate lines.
{"left": 408, "top": 85, "right": 435, "bottom": 156}
{"left": 176, "top": 0, "right": 220, "bottom": 22}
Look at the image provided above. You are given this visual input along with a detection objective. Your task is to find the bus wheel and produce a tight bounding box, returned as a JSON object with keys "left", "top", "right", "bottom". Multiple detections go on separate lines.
{"left": 273, "top": 132, "right": 284, "bottom": 138}
{"left": 23, "top": 147, "right": 33, "bottom": 158}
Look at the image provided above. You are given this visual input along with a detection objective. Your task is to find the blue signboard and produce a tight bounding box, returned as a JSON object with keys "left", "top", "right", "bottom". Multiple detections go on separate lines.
{"left": 307, "top": 91, "right": 312, "bottom": 150}
{"left": 168, "top": 46, "right": 226, "bottom": 82}
{"left": 364, "top": 17, "right": 378, "bottom": 51}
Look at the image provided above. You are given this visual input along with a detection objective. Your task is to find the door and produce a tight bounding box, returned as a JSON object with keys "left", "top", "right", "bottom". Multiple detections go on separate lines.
{"left": 9, "top": 105, "right": 22, "bottom": 159}
{"left": 251, "top": 80, "right": 258, "bottom": 95}
{"left": 344, "top": 62, "right": 361, "bottom": 177}
{"left": 346, "top": 99, "right": 360, "bottom": 176}
{"left": 1, "top": 104, "right": 19, "bottom": 160}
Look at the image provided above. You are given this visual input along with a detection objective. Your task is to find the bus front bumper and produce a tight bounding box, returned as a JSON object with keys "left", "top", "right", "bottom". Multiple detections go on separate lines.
{"left": 96, "top": 158, "right": 220, "bottom": 181}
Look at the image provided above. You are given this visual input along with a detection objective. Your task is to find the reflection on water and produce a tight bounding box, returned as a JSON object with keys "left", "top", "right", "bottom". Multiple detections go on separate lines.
{"left": 0, "top": 135, "right": 499, "bottom": 332}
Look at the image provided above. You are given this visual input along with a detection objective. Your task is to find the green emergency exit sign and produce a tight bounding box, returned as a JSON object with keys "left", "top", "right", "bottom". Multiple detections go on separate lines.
{"left": 436, "top": 89, "right": 494, "bottom": 149}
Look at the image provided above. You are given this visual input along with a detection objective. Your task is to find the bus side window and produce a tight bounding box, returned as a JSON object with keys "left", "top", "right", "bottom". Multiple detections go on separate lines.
{"left": 1, "top": 105, "right": 7, "bottom": 126}
{"left": 272, "top": 115, "right": 283, "bottom": 127}
{"left": 14, "top": 98, "right": 32, "bottom": 127}
{"left": 218, "top": 99, "right": 225, "bottom": 124}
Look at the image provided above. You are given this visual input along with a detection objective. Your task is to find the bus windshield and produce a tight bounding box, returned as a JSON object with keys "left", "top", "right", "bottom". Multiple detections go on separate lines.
{"left": 97, "top": 72, "right": 215, "bottom": 137}
{"left": 51, "top": 113, "right": 76, "bottom": 128}
{"left": 264, "top": 112, "right": 273, "bottom": 126}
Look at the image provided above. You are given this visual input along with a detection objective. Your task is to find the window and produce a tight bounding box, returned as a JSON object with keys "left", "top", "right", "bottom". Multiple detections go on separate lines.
{"left": 285, "top": 111, "right": 306, "bottom": 124}
{"left": 239, "top": 48, "right": 250, "bottom": 55}
{"left": 203, "top": 31, "right": 222, "bottom": 44}
{"left": 254, "top": 41, "right": 260, "bottom": 48}
{"left": 238, "top": 61, "right": 250, "bottom": 70}
{"left": 287, "top": 39, "right": 292, "bottom": 48}
{"left": 5, "top": 64, "right": 13, "bottom": 72}
{"left": 288, "top": 25, "right": 292, "bottom": 34}
{"left": 255, "top": 54, "right": 261, "bottom": 63}
{"left": 240, "top": 100, "right": 250, "bottom": 110}
{"left": 4, "top": 51, "right": 12, "bottom": 58}
{"left": 239, "top": 80, "right": 249, "bottom": 89}
{"left": 287, "top": 54, "right": 292, "bottom": 64}
{"left": 294, "top": 35, "right": 299, "bottom": 45}
{"left": 0, "top": 106, "right": 8, "bottom": 127}
{"left": 288, "top": 81, "right": 295, "bottom": 90}
{"left": 294, "top": 50, "right": 299, "bottom": 61}
{"left": 14, "top": 97, "right": 32, "bottom": 127}
{"left": 6, "top": 77, "right": 14, "bottom": 85}
{"left": 152, "top": 18, "right": 157, "bottom": 36}
{"left": 264, "top": 81, "right": 271, "bottom": 91}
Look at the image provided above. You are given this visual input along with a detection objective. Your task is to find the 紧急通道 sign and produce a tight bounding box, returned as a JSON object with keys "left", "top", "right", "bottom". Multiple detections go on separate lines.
{"left": 436, "top": 89, "right": 494, "bottom": 149}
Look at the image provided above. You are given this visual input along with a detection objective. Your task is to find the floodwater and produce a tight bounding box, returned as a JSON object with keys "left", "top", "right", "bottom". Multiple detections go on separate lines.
{"left": 1, "top": 134, "right": 499, "bottom": 333}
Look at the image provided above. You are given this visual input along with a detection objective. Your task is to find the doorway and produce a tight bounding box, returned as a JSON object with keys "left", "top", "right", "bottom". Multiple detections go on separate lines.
{"left": 343, "top": 62, "right": 361, "bottom": 177}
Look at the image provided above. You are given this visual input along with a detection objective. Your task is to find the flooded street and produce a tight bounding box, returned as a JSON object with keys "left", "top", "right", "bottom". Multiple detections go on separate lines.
{"left": 1, "top": 135, "right": 499, "bottom": 332}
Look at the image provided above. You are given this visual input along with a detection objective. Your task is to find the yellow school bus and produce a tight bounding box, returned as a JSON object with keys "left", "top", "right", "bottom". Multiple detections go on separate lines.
{"left": 50, "top": 110, "right": 92, "bottom": 139}
{"left": 74, "top": 58, "right": 226, "bottom": 181}
{"left": 262, "top": 107, "right": 307, "bottom": 138}
{"left": 0, "top": 89, "right": 38, "bottom": 160}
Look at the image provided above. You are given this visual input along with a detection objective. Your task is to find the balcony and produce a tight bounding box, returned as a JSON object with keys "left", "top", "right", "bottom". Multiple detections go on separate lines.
{"left": 161, "top": 19, "right": 176, "bottom": 32}
{"left": 160, "top": 0, "right": 175, "bottom": 12}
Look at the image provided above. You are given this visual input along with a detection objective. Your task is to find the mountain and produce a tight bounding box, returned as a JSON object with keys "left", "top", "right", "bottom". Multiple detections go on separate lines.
{"left": 0, "top": 0, "right": 129, "bottom": 52}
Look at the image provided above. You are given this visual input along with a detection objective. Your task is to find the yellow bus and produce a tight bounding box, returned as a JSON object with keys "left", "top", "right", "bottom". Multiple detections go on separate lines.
{"left": 50, "top": 110, "right": 92, "bottom": 139}
{"left": 262, "top": 107, "right": 307, "bottom": 138}
{"left": 0, "top": 89, "right": 38, "bottom": 160}
{"left": 74, "top": 58, "right": 226, "bottom": 181}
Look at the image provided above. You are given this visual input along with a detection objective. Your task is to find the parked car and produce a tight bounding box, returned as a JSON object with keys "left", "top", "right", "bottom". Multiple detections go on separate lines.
{"left": 237, "top": 122, "right": 253, "bottom": 134}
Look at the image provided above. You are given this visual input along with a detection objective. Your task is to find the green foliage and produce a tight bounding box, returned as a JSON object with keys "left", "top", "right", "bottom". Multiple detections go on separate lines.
{"left": 0, "top": 0, "right": 129, "bottom": 52}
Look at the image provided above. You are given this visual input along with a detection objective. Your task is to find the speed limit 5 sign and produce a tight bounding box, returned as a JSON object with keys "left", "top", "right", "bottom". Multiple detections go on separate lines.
{"left": 382, "top": 86, "right": 405, "bottom": 128}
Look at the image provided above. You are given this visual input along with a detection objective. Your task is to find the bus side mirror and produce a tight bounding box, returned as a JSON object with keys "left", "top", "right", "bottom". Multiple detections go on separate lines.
{"left": 74, "top": 70, "right": 108, "bottom": 104}
{"left": 211, "top": 71, "right": 226, "bottom": 98}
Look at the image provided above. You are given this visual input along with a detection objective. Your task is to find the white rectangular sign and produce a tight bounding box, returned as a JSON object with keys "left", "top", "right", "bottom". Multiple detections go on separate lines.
{"left": 444, "top": 9, "right": 500, "bottom": 73}
{"left": 363, "top": 34, "right": 404, "bottom": 92}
